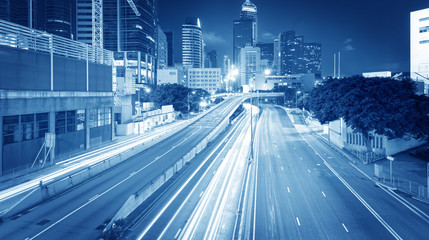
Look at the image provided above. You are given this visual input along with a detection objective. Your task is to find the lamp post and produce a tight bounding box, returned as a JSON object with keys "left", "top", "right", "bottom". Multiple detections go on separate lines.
{"left": 250, "top": 75, "right": 255, "bottom": 162}
{"left": 295, "top": 90, "right": 301, "bottom": 109}
{"left": 188, "top": 90, "right": 195, "bottom": 118}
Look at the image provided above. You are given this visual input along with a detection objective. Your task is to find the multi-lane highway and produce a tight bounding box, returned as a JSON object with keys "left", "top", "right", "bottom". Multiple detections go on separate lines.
{"left": 248, "top": 105, "right": 429, "bottom": 239}
{"left": 1, "top": 99, "right": 429, "bottom": 240}
{"left": 0, "top": 97, "right": 244, "bottom": 239}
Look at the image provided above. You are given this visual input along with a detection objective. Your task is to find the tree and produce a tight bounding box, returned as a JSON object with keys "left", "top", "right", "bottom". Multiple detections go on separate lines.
{"left": 310, "top": 76, "right": 429, "bottom": 155}
{"left": 150, "top": 84, "right": 189, "bottom": 113}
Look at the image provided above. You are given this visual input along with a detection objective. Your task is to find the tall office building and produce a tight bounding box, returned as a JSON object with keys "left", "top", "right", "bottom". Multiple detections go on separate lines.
{"left": 256, "top": 42, "right": 274, "bottom": 67}
{"left": 303, "top": 43, "right": 322, "bottom": 77}
{"left": 273, "top": 38, "right": 280, "bottom": 75}
{"left": 206, "top": 50, "right": 218, "bottom": 68}
{"left": 103, "top": 0, "right": 158, "bottom": 84}
{"left": 411, "top": 8, "right": 429, "bottom": 95}
{"left": 165, "top": 30, "right": 174, "bottom": 66}
{"left": 157, "top": 26, "right": 168, "bottom": 69}
{"left": 76, "top": 0, "right": 92, "bottom": 44}
{"left": 233, "top": 0, "right": 257, "bottom": 65}
{"left": 0, "top": 0, "right": 37, "bottom": 28}
{"left": 182, "top": 17, "right": 203, "bottom": 68}
{"left": 45, "top": 0, "right": 75, "bottom": 39}
{"left": 240, "top": 0, "right": 257, "bottom": 43}
{"left": 279, "top": 31, "right": 322, "bottom": 76}
{"left": 0, "top": 0, "right": 75, "bottom": 39}
{"left": 239, "top": 45, "right": 260, "bottom": 87}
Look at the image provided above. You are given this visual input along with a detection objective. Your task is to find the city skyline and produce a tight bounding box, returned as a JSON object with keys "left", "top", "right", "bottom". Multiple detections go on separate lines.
{"left": 158, "top": 0, "right": 428, "bottom": 77}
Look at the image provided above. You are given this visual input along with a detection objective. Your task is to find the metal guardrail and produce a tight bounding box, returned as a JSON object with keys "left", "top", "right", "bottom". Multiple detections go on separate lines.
{"left": 0, "top": 19, "right": 112, "bottom": 65}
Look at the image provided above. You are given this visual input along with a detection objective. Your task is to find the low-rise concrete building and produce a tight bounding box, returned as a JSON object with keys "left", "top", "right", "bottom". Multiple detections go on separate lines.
{"left": 187, "top": 68, "right": 222, "bottom": 93}
{"left": 0, "top": 20, "right": 114, "bottom": 176}
{"left": 329, "top": 118, "right": 425, "bottom": 162}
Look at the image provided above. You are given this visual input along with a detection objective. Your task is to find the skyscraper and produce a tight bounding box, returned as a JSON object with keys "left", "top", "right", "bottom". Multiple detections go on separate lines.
{"left": 256, "top": 42, "right": 274, "bottom": 67}
{"left": 207, "top": 50, "right": 218, "bottom": 68}
{"left": 0, "top": 0, "right": 75, "bottom": 39}
{"left": 76, "top": 0, "right": 93, "bottom": 44}
{"left": 240, "top": 0, "right": 257, "bottom": 43}
{"left": 157, "top": 26, "right": 168, "bottom": 69}
{"left": 273, "top": 38, "right": 280, "bottom": 75}
{"left": 165, "top": 30, "right": 174, "bottom": 67}
{"left": 303, "top": 43, "right": 322, "bottom": 77}
{"left": 182, "top": 17, "right": 203, "bottom": 68}
{"left": 45, "top": 0, "right": 75, "bottom": 39}
{"left": 279, "top": 31, "right": 321, "bottom": 76}
{"left": 233, "top": 0, "right": 257, "bottom": 65}
{"left": 411, "top": 8, "right": 429, "bottom": 95}
{"left": 103, "top": 0, "right": 158, "bottom": 84}
{"left": 104, "top": 0, "right": 157, "bottom": 54}
{"left": 239, "top": 45, "right": 260, "bottom": 87}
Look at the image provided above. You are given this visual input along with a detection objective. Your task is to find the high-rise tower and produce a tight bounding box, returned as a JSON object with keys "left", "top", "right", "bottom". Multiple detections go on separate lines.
{"left": 233, "top": 0, "right": 257, "bottom": 67}
{"left": 182, "top": 17, "right": 203, "bottom": 68}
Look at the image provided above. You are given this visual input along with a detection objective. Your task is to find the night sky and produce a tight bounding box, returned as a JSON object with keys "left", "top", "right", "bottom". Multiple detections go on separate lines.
{"left": 158, "top": 0, "right": 428, "bottom": 77}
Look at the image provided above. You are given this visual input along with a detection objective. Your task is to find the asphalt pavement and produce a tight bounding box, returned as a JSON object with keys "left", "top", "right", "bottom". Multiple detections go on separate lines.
{"left": 249, "top": 105, "right": 429, "bottom": 239}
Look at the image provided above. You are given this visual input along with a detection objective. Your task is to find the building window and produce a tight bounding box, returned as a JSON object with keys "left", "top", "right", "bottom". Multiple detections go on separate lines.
{"left": 3, "top": 115, "right": 20, "bottom": 145}
{"left": 67, "top": 111, "right": 76, "bottom": 132}
{"left": 21, "top": 114, "right": 34, "bottom": 141}
{"left": 89, "top": 108, "right": 98, "bottom": 128}
{"left": 36, "top": 113, "right": 49, "bottom": 139}
{"left": 77, "top": 110, "right": 86, "bottom": 131}
{"left": 55, "top": 111, "right": 66, "bottom": 134}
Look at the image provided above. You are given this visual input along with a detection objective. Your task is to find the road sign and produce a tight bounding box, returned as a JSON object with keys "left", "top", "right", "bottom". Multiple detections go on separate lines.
{"left": 386, "top": 156, "right": 394, "bottom": 161}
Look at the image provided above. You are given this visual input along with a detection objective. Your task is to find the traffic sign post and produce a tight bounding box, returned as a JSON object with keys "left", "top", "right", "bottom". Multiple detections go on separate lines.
{"left": 387, "top": 156, "right": 394, "bottom": 186}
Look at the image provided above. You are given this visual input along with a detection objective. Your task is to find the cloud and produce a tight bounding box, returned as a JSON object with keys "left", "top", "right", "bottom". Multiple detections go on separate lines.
{"left": 342, "top": 38, "right": 355, "bottom": 51}
{"left": 203, "top": 32, "right": 225, "bottom": 45}
{"left": 262, "top": 32, "right": 276, "bottom": 40}
{"left": 344, "top": 38, "right": 353, "bottom": 44}
{"left": 343, "top": 44, "right": 355, "bottom": 51}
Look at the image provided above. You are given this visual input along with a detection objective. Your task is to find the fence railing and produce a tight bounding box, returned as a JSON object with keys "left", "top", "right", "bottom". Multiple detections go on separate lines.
{"left": 0, "top": 19, "right": 112, "bottom": 65}
{"left": 351, "top": 150, "right": 386, "bottom": 164}
{"left": 376, "top": 171, "right": 428, "bottom": 200}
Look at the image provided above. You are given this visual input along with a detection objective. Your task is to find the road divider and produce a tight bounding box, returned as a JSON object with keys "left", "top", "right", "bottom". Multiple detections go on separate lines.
{"left": 104, "top": 115, "right": 232, "bottom": 232}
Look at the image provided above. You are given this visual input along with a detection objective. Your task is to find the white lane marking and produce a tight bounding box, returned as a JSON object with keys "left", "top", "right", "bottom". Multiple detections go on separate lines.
{"left": 377, "top": 183, "right": 429, "bottom": 224}
{"left": 322, "top": 191, "right": 326, "bottom": 197}
{"left": 296, "top": 217, "right": 301, "bottom": 226}
{"left": 28, "top": 123, "right": 206, "bottom": 240}
{"left": 316, "top": 163, "right": 321, "bottom": 166}
{"left": 277, "top": 154, "right": 280, "bottom": 158}
{"left": 213, "top": 170, "right": 217, "bottom": 175}
{"left": 307, "top": 169, "right": 311, "bottom": 173}
{"left": 88, "top": 194, "right": 99, "bottom": 202}
{"left": 299, "top": 157, "right": 303, "bottom": 161}
{"left": 147, "top": 113, "right": 249, "bottom": 240}
{"left": 281, "top": 166, "right": 284, "bottom": 171}
{"left": 342, "top": 223, "right": 349, "bottom": 232}
{"left": 129, "top": 171, "right": 137, "bottom": 177}
{"left": 287, "top": 114, "right": 403, "bottom": 240}
{"left": 287, "top": 187, "right": 290, "bottom": 193}
{"left": 199, "top": 191, "right": 204, "bottom": 198}
{"left": 174, "top": 229, "right": 182, "bottom": 239}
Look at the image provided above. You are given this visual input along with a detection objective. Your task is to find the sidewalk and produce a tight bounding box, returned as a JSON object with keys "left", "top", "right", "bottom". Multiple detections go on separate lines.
{"left": 287, "top": 108, "right": 429, "bottom": 203}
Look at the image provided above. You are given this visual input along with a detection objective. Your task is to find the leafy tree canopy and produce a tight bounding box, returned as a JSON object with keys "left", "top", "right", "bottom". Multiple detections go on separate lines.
{"left": 142, "top": 84, "right": 210, "bottom": 114}
{"left": 310, "top": 76, "right": 429, "bottom": 144}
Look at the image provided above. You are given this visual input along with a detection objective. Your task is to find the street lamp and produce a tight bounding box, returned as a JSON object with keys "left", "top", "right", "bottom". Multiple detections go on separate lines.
{"left": 187, "top": 90, "right": 195, "bottom": 118}
{"left": 295, "top": 90, "right": 301, "bottom": 109}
